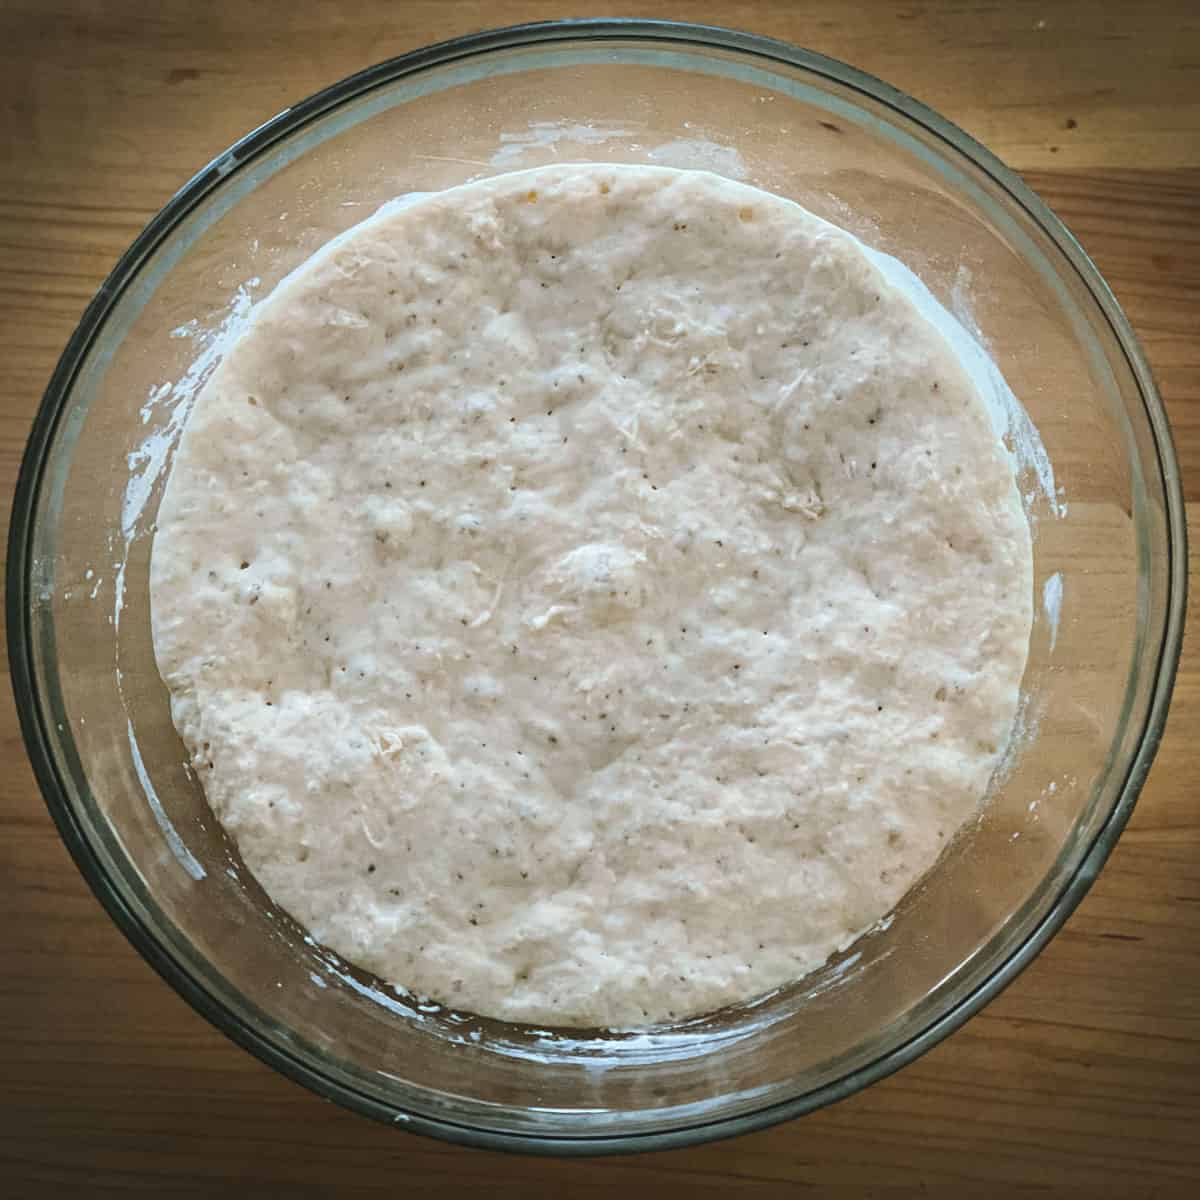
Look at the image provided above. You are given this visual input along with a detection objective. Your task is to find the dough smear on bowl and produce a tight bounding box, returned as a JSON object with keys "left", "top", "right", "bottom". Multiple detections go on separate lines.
{"left": 150, "top": 164, "right": 1033, "bottom": 1027}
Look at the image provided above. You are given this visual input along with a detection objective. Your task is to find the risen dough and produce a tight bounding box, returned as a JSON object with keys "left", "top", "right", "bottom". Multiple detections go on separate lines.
{"left": 151, "top": 165, "right": 1032, "bottom": 1027}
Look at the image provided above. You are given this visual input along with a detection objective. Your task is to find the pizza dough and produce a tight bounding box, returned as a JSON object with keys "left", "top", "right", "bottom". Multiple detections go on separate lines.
{"left": 150, "top": 165, "right": 1033, "bottom": 1027}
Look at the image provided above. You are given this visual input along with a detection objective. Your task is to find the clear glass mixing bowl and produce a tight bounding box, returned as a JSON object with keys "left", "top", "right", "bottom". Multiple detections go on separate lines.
{"left": 6, "top": 20, "right": 1186, "bottom": 1153}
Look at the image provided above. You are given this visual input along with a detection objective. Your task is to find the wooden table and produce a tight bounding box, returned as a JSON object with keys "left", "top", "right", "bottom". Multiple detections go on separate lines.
{"left": 2, "top": 2, "right": 1197, "bottom": 1193}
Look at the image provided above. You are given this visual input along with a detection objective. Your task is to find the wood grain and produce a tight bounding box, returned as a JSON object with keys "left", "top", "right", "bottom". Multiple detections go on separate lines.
{"left": 1, "top": 1, "right": 1198, "bottom": 1194}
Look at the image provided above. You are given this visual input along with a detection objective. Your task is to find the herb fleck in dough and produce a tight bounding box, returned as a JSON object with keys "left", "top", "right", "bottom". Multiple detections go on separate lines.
{"left": 151, "top": 165, "right": 1033, "bottom": 1028}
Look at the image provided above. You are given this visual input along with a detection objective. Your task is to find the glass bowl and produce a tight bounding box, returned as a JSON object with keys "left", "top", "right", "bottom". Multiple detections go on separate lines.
{"left": 6, "top": 19, "right": 1186, "bottom": 1153}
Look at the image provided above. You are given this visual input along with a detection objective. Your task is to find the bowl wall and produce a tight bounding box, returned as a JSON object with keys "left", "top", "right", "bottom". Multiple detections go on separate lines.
{"left": 8, "top": 22, "right": 1184, "bottom": 1151}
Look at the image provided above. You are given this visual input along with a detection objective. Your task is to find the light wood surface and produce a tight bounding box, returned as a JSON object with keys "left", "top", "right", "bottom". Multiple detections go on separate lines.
{"left": 2, "top": 2, "right": 1198, "bottom": 1194}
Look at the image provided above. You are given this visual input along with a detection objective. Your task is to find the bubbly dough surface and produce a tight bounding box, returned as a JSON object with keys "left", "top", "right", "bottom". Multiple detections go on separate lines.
{"left": 151, "top": 165, "right": 1032, "bottom": 1027}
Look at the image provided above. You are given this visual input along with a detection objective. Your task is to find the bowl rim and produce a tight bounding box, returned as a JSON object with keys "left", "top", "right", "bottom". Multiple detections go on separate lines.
{"left": 5, "top": 17, "right": 1188, "bottom": 1155}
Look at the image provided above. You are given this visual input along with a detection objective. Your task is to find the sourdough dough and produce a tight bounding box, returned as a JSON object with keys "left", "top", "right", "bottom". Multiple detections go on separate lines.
{"left": 150, "top": 165, "right": 1033, "bottom": 1027}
